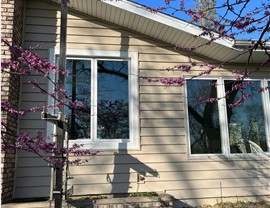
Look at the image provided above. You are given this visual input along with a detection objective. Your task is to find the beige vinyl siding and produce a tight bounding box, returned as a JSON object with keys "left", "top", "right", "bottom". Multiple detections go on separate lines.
{"left": 14, "top": 149, "right": 51, "bottom": 198}
{"left": 14, "top": 8, "right": 54, "bottom": 194}
{"left": 15, "top": 58, "right": 51, "bottom": 199}
{"left": 15, "top": 74, "right": 51, "bottom": 198}
{"left": 16, "top": 0, "right": 270, "bottom": 201}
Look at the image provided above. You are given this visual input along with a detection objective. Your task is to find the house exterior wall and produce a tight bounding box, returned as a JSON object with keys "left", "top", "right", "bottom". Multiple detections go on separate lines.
{"left": 16, "top": 0, "right": 270, "bottom": 205}
{"left": 1, "top": 0, "right": 24, "bottom": 203}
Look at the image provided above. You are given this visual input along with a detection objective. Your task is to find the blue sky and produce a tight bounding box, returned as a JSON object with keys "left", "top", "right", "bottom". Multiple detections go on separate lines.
{"left": 130, "top": 0, "right": 269, "bottom": 40}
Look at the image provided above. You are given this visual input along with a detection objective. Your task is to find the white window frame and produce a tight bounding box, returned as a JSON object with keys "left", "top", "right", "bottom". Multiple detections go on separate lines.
{"left": 185, "top": 77, "right": 270, "bottom": 158}
{"left": 262, "top": 79, "right": 270, "bottom": 152}
{"left": 49, "top": 48, "right": 139, "bottom": 150}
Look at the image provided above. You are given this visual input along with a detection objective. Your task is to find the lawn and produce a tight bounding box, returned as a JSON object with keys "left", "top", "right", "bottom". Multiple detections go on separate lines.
{"left": 201, "top": 201, "right": 270, "bottom": 208}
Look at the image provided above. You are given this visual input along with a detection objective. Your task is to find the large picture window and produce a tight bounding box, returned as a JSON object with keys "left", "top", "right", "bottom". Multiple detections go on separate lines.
{"left": 51, "top": 49, "right": 139, "bottom": 150}
{"left": 186, "top": 78, "right": 270, "bottom": 155}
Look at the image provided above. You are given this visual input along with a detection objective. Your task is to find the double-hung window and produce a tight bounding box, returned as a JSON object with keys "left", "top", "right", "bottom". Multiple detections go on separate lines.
{"left": 186, "top": 78, "right": 270, "bottom": 155}
{"left": 51, "top": 49, "right": 139, "bottom": 150}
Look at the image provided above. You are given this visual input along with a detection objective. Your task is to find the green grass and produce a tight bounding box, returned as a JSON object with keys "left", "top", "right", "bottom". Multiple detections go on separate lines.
{"left": 67, "top": 192, "right": 159, "bottom": 201}
{"left": 213, "top": 201, "right": 270, "bottom": 208}
{"left": 128, "top": 192, "right": 158, "bottom": 197}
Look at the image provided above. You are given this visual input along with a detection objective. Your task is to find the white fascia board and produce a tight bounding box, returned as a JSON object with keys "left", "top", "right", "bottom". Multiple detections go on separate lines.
{"left": 233, "top": 40, "right": 270, "bottom": 52}
{"left": 103, "top": 0, "right": 235, "bottom": 48}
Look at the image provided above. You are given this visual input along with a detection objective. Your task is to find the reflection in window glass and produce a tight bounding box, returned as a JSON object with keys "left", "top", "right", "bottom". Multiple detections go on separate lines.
{"left": 65, "top": 60, "right": 91, "bottom": 139}
{"left": 97, "top": 60, "right": 129, "bottom": 139}
{"left": 187, "top": 80, "right": 222, "bottom": 154}
{"left": 225, "top": 81, "right": 267, "bottom": 153}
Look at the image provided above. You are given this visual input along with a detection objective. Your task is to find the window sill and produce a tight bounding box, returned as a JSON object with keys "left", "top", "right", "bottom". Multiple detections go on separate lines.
{"left": 187, "top": 153, "right": 270, "bottom": 161}
{"left": 69, "top": 139, "right": 140, "bottom": 151}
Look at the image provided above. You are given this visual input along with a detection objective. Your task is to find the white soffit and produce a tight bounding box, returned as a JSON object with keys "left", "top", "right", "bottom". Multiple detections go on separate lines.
{"left": 48, "top": 0, "right": 268, "bottom": 64}
{"left": 104, "top": 0, "right": 234, "bottom": 47}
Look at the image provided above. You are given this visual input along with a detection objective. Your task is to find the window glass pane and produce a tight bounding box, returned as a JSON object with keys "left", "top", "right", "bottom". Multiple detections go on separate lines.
{"left": 225, "top": 81, "right": 267, "bottom": 153}
{"left": 187, "top": 80, "right": 222, "bottom": 154}
{"left": 97, "top": 60, "right": 129, "bottom": 139}
{"left": 65, "top": 60, "right": 91, "bottom": 139}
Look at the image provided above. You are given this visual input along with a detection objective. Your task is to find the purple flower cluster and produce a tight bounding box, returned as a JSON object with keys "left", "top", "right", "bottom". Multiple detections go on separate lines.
{"left": 2, "top": 131, "right": 99, "bottom": 166}
{"left": 1, "top": 39, "right": 99, "bottom": 166}
{"left": 159, "top": 77, "right": 185, "bottom": 86}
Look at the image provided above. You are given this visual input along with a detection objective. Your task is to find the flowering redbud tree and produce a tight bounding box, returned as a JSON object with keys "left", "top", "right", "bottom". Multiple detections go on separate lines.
{"left": 139, "top": 0, "right": 269, "bottom": 153}
{"left": 140, "top": 0, "right": 269, "bottom": 103}
{"left": 1, "top": 39, "right": 99, "bottom": 166}
{"left": 1, "top": 0, "right": 269, "bottom": 198}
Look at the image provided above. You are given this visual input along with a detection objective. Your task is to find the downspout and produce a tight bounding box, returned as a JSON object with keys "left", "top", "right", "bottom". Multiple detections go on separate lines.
{"left": 54, "top": 1, "right": 67, "bottom": 208}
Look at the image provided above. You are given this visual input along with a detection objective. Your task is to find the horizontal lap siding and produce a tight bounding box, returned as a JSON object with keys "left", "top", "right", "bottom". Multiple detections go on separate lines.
{"left": 15, "top": 69, "right": 51, "bottom": 197}
{"left": 14, "top": 0, "right": 57, "bottom": 199}
{"left": 66, "top": 169, "right": 270, "bottom": 183}
{"left": 15, "top": 70, "right": 50, "bottom": 199}
{"left": 18, "top": 0, "right": 270, "bottom": 201}
{"left": 14, "top": 151, "right": 51, "bottom": 198}
{"left": 69, "top": 159, "right": 270, "bottom": 174}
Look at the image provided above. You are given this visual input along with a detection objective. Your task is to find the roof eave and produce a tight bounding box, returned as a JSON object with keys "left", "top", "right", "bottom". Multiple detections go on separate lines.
{"left": 233, "top": 40, "right": 270, "bottom": 51}
{"left": 105, "top": 0, "right": 236, "bottom": 48}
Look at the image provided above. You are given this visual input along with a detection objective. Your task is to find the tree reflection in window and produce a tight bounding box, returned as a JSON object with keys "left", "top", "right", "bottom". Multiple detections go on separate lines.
{"left": 65, "top": 60, "right": 91, "bottom": 139}
{"left": 187, "top": 80, "right": 222, "bottom": 154}
{"left": 225, "top": 81, "right": 267, "bottom": 153}
{"left": 65, "top": 59, "right": 129, "bottom": 140}
{"left": 97, "top": 60, "right": 129, "bottom": 139}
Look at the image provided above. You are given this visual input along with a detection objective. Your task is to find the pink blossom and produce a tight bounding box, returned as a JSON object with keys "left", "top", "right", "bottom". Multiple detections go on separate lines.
{"left": 197, "top": 97, "right": 219, "bottom": 103}
{"left": 228, "top": 93, "right": 254, "bottom": 108}
{"left": 159, "top": 77, "right": 185, "bottom": 86}
{"left": 68, "top": 101, "right": 84, "bottom": 109}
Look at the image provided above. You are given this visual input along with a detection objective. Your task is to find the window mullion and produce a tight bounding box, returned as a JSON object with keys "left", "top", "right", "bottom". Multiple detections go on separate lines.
{"left": 218, "top": 78, "right": 230, "bottom": 155}
{"left": 91, "top": 59, "right": 97, "bottom": 141}
{"left": 262, "top": 79, "right": 270, "bottom": 152}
